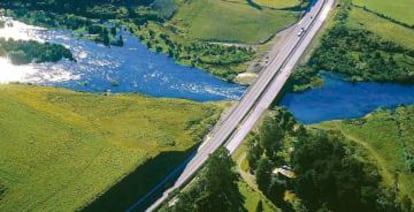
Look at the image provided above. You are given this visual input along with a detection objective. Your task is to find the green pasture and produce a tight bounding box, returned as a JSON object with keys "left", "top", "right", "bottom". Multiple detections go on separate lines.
{"left": 253, "top": 0, "right": 302, "bottom": 9}
{"left": 0, "top": 85, "right": 221, "bottom": 211}
{"left": 346, "top": 7, "right": 414, "bottom": 49}
{"left": 171, "top": 0, "right": 300, "bottom": 43}
{"left": 352, "top": 0, "right": 414, "bottom": 25}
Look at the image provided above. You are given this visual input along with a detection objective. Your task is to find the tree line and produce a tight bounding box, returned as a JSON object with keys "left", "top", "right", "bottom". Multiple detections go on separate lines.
{"left": 0, "top": 0, "right": 175, "bottom": 22}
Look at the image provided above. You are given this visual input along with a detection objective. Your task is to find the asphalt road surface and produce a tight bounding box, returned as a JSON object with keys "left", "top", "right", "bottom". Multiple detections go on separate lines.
{"left": 142, "top": 0, "right": 334, "bottom": 210}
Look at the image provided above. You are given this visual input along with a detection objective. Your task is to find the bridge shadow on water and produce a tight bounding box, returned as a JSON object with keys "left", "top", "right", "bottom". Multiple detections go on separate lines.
{"left": 82, "top": 146, "right": 198, "bottom": 212}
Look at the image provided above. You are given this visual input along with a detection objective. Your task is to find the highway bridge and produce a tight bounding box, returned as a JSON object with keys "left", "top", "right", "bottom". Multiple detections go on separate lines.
{"left": 132, "top": 0, "right": 335, "bottom": 210}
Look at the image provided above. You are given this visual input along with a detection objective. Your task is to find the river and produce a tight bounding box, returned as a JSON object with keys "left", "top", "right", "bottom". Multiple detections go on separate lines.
{"left": 0, "top": 19, "right": 245, "bottom": 101}
{"left": 280, "top": 72, "right": 414, "bottom": 124}
{"left": 1, "top": 19, "right": 413, "bottom": 123}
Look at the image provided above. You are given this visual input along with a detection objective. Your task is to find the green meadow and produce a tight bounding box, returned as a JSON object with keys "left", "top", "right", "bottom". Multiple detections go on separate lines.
{"left": 253, "top": 0, "right": 302, "bottom": 9}
{"left": 0, "top": 85, "right": 221, "bottom": 211}
{"left": 353, "top": 0, "right": 414, "bottom": 25}
{"left": 171, "top": 0, "right": 300, "bottom": 43}
{"left": 346, "top": 7, "right": 414, "bottom": 49}
{"left": 315, "top": 105, "right": 414, "bottom": 200}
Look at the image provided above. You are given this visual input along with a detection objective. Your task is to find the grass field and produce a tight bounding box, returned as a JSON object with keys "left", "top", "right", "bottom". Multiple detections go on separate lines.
{"left": 253, "top": 0, "right": 302, "bottom": 9}
{"left": 346, "top": 7, "right": 414, "bottom": 49}
{"left": 0, "top": 85, "right": 221, "bottom": 211}
{"left": 238, "top": 181, "right": 280, "bottom": 212}
{"left": 315, "top": 105, "right": 414, "bottom": 200}
{"left": 171, "top": 0, "right": 300, "bottom": 43}
{"left": 352, "top": 0, "right": 414, "bottom": 25}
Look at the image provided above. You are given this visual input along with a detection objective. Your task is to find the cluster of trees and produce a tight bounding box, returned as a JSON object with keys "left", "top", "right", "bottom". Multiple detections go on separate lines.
{"left": 0, "top": 0, "right": 176, "bottom": 47}
{"left": 247, "top": 108, "right": 298, "bottom": 172}
{"left": 309, "top": 25, "right": 414, "bottom": 83}
{"left": 292, "top": 131, "right": 406, "bottom": 211}
{"left": 180, "top": 43, "right": 254, "bottom": 81}
{"left": 161, "top": 148, "right": 244, "bottom": 212}
{"left": 246, "top": 107, "right": 412, "bottom": 211}
{"left": 291, "top": 2, "right": 414, "bottom": 91}
{"left": 246, "top": 108, "right": 303, "bottom": 210}
{"left": 2, "top": 9, "right": 124, "bottom": 47}
{"left": 0, "top": 38, "right": 74, "bottom": 65}
{"left": 86, "top": 24, "right": 124, "bottom": 46}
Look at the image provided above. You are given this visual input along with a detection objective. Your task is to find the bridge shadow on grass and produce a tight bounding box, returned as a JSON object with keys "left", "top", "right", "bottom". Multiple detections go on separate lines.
{"left": 82, "top": 146, "right": 197, "bottom": 212}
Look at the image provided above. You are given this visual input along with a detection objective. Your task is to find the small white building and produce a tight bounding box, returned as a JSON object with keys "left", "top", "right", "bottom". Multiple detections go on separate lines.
{"left": 272, "top": 167, "right": 296, "bottom": 179}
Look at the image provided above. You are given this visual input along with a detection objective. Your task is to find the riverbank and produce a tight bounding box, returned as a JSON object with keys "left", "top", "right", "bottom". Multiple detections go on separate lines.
{"left": 280, "top": 72, "right": 414, "bottom": 124}
{"left": 0, "top": 84, "right": 222, "bottom": 211}
{"left": 290, "top": 0, "right": 414, "bottom": 92}
{"left": 0, "top": 0, "right": 304, "bottom": 82}
{"left": 0, "top": 18, "right": 246, "bottom": 101}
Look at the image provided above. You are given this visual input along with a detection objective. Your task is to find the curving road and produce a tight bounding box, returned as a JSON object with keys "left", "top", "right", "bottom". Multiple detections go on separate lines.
{"left": 142, "top": 0, "right": 334, "bottom": 210}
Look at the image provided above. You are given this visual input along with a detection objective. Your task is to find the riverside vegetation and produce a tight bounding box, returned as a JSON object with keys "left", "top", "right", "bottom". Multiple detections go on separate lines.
{"left": 0, "top": 0, "right": 305, "bottom": 81}
{"left": 0, "top": 38, "right": 74, "bottom": 64}
{"left": 0, "top": 84, "right": 222, "bottom": 211}
{"left": 291, "top": 0, "right": 414, "bottom": 91}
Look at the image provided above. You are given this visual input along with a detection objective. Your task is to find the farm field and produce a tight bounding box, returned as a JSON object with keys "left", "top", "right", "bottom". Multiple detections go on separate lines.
{"left": 352, "top": 0, "right": 414, "bottom": 25}
{"left": 253, "top": 0, "right": 302, "bottom": 9}
{"left": 346, "top": 7, "right": 414, "bottom": 49}
{"left": 171, "top": 0, "right": 300, "bottom": 43}
{"left": 315, "top": 105, "right": 414, "bottom": 200}
{"left": 0, "top": 85, "right": 221, "bottom": 211}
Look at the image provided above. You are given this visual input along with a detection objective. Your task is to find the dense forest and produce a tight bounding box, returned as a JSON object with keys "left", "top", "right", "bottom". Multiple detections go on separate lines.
{"left": 160, "top": 108, "right": 413, "bottom": 211}
{"left": 0, "top": 38, "right": 74, "bottom": 65}
{"left": 246, "top": 107, "right": 411, "bottom": 211}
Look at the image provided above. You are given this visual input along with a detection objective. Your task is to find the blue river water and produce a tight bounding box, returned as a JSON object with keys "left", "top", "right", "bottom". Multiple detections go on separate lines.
{"left": 27, "top": 27, "right": 245, "bottom": 101}
{"left": 3, "top": 20, "right": 414, "bottom": 122}
{"left": 280, "top": 73, "right": 414, "bottom": 124}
